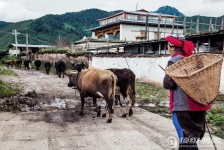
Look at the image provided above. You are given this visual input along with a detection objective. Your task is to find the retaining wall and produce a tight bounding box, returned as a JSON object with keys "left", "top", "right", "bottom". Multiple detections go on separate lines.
{"left": 91, "top": 56, "right": 224, "bottom": 94}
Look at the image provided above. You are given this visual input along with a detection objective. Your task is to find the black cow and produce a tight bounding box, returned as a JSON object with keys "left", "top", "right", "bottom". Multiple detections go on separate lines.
{"left": 71, "top": 62, "right": 87, "bottom": 72}
{"left": 34, "top": 60, "right": 41, "bottom": 70}
{"left": 55, "top": 60, "right": 66, "bottom": 78}
{"left": 24, "top": 60, "right": 31, "bottom": 70}
{"left": 107, "top": 68, "right": 136, "bottom": 117}
{"left": 13, "top": 60, "right": 22, "bottom": 69}
{"left": 44, "top": 61, "right": 51, "bottom": 75}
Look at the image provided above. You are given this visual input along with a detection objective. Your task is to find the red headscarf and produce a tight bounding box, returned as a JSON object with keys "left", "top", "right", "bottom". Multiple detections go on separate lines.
{"left": 166, "top": 35, "right": 194, "bottom": 57}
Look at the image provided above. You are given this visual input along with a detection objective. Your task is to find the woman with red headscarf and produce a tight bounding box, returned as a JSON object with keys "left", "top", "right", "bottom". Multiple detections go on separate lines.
{"left": 163, "top": 35, "right": 211, "bottom": 150}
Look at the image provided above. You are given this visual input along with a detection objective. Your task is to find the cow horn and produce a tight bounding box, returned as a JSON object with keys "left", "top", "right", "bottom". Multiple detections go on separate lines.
{"left": 65, "top": 71, "right": 72, "bottom": 76}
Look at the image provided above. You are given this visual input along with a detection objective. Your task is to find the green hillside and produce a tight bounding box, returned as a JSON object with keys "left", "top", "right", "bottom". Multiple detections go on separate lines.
{"left": 0, "top": 20, "right": 32, "bottom": 50}
{"left": 0, "top": 8, "right": 122, "bottom": 50}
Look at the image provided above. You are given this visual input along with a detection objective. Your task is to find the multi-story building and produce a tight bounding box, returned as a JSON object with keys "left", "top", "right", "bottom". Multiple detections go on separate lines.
{"left": 88, "top": 9, "right": 184, "bottom": 41}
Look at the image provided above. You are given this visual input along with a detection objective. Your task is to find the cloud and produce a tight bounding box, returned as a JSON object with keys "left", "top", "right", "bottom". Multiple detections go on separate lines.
{"left": 0, "top": 0, "right": 223, "bottom": 22}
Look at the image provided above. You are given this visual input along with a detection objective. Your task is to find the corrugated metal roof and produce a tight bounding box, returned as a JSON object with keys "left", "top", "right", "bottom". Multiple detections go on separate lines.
{"left": 10, "top": 44, "right": 55, "bottom": 48}
{"left": 88, "top": 19, "right": 184, "bottom": 31}
{"left": 98, "top": 10, "right": 176, "bottom": 21}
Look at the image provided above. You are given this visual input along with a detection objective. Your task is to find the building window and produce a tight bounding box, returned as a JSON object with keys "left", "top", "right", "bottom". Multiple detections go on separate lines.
{"left": 142, "top": 16, "right": 159, "bottom": 22}
{"left": 99, "top": 35, "right": 105, "bottom": 39}
{"left": 108, "top": 17, "right": 116, "bottom": 23}
{"left": 126, "top": 14, "right": 138, "bottom": 20}
{"left": 117, "top": 15, "right": 123, "bottom": 20}
{"left": 165, "top": 18, "right": 174, "bottom": 23}
{"left": 115, "top": 32, "right": 120, "bottom": 40}
{"left": 154, "top": 32, "right": 161, "bottom": 40}
{"left": 108, "top": 33, "right": 115, "bottom": 40}
{"left": 140, "top": 31, "right": 146, "bottom": 37}
{"left": 101, "top": 20, "right": 106, "bottom": 26}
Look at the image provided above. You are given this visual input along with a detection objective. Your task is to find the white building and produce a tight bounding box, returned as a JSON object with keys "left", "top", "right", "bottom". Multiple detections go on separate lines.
{"left": 8, "top": 44, "right": 55, "bottom": 56}
{"left": 88, "top": 9, "right": 184, "bottom": 41}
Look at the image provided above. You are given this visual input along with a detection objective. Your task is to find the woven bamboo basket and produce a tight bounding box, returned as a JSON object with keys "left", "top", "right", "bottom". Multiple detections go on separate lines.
{"left": 165, "top": 53, "right": 223, "bottom": 105}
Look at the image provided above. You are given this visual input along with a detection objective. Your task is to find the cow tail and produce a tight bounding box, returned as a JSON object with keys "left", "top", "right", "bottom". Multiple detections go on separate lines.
{"left": 111, "top": 75, "right": 116, "bottom": 100}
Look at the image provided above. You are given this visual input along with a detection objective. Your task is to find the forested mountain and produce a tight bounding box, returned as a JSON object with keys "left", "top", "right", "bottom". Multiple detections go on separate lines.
{"left": 153, "top": 6, "right": 185, "bottom": 17}
{"left": 0, "top": 7, "right": 223, "bottom": 50}
{"left": 0, "top": 21, "right": 12, "bottom": 29}
{"left": 0, "top": 9, "right": 122, "bottom": 50}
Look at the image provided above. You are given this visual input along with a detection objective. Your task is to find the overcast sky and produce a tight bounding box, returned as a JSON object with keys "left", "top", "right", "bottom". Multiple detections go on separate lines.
{"left": 0, "top": 0, "right": 223, "bottom": 22}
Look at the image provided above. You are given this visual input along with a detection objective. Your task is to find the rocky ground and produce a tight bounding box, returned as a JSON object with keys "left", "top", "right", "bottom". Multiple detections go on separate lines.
{"left": 0, "top": 67, "right": 223, "bottom": 150}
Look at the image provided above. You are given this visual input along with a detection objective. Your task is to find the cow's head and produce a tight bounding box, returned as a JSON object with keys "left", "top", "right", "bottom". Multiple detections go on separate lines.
{"left": 68, "top": 72, "right": 78, "bottom": 87}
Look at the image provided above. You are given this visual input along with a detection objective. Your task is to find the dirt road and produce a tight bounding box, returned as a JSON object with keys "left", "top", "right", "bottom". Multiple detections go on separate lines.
{"left": 0, "top": 68, "right": 223, "bottom": 150}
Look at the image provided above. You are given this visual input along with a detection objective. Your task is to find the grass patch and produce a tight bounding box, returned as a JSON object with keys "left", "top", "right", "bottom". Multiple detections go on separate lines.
{"left": 135, "top": 82, "right": 169, "bottom": 103}
{"left": 213, "top": 130, "right": 224, "bottom": 139}
{"left": 0, "top": 79, "right": 20, "bottom": 97}
{"left": 207, "top": 106, "right": 224, "bottom": 139}
{"left": 216, "top": 94, "right": 224, "bottom": 101}
{"left": 135, "top": 82, "right": 170, "bottom": 118}
{"left": 0, "top": 66, "right": 19, "bottom": 97}
{"left": 0, "top": 66, "right": 17, "bottom": 76}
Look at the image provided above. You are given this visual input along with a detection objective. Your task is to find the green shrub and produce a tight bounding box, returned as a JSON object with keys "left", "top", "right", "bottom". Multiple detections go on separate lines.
{"left": 0, "top": 80, "right": 20, "bottom": 97}
{"left": 207, "top": 113, "right": 224, "bottom": 126}
{"left": 208, "top": 106, "right": 224, "bottom": 114}
{"left": 1, "top": 55, "right": 20, "bottom": 64}
{"left": 213, "top": 130, "right": 224, "bottom": 139}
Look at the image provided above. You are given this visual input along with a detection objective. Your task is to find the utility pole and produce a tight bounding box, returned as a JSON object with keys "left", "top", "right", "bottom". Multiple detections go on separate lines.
{"left": 171, "top": 17, "right": 175, "bottom": 35}
{"left": 183, "top": 17, "right": 186, "bottom": 35}
{"left": 145, "top": 15, "right": 148, "bottom": 40}
{"left": 196, "top": 15, "right": 200, "bottom": 34}
{"left": 12, "top": 29, "right": 20, "bottom": 56}
{"left": 26, "top": 33, "right": 28, "bottom": 60}
{"left": 157, "top": 13, "right": 161, "bottom": 40}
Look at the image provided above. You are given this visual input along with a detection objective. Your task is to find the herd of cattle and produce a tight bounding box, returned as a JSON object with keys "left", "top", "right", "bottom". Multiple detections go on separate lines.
{"left": 5, "top": 59, "right": 136, "bottom": 123}
{"left": 5, "top": 59, "right": 67, "bottom": 78}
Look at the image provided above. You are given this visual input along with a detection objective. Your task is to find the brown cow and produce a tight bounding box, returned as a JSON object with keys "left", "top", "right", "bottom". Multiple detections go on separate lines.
{"left": 5, "top": 60, "right": 14, "bottom": 68}
{"left": 68, "top": 67, "right": 117, "bottom": 123}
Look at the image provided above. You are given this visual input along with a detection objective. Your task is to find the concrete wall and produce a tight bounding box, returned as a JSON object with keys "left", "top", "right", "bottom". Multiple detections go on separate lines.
{"left": 120, "top": 24, "right": 184, "bottom": 41}
{"left": 90, "top": 56, "right": 224, "bottom": 94}
{"left": 9, "top": 49, "right": 21, "bottom": 55}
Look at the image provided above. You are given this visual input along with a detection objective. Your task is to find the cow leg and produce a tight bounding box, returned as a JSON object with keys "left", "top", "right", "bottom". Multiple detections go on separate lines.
{"left": 97, "top": 105, "right": 101, "bottom": 117}
{"left": 79, "top": 96, "right": 85, "bottom": 115}
{"left": 93, "top": 98, "right": 97, "bottom": 107}
{"left": 115, "top": 95, "right": 119, "bottom": 105}
{"left": 102, "top": 105, "right": 107, "bottom": 117}
{"left": 118, "top": 95, "right": 123, "bottom": 107}
{"left": 94, "top": 98, "right": 102, "bottom": 117}
{"left": 129, "top": 94, "right": 135, "bottom": 116}
{"left": 121, "top": 96, "right": 130, "bottom": 117}
{"left": 102, "top": 103, "right": 114, "bottom": 117}
{"left": 107, "top": 99, "right": 113, "bottom": 123}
